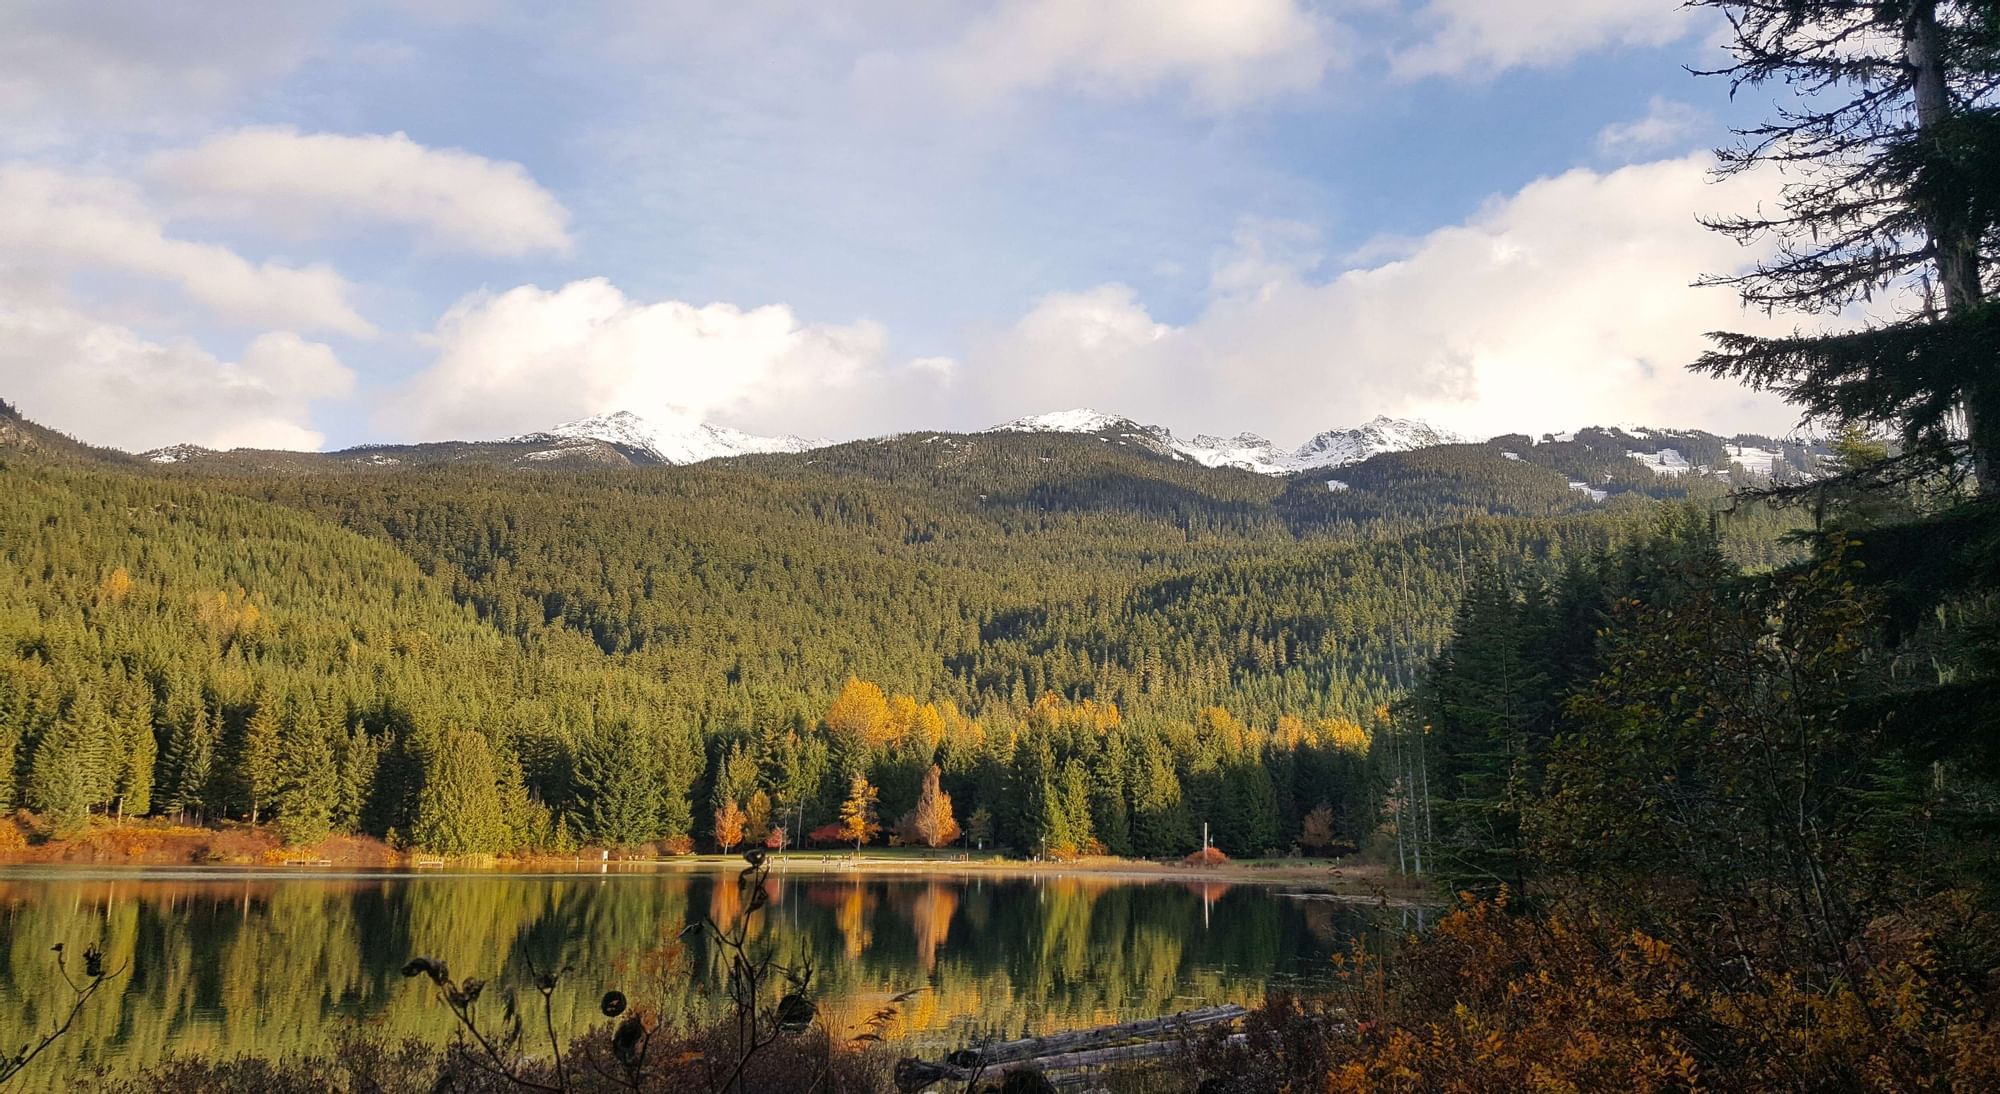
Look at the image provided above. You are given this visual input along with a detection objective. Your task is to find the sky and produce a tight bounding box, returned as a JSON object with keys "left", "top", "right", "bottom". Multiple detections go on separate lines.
{"left": 0, "top": 0, "right": 1830, "bottom": 453}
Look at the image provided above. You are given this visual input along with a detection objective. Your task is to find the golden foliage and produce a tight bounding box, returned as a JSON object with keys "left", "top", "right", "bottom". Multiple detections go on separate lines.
{"left": 1302, "top": 899, "right": 2000, "bottom": 1092}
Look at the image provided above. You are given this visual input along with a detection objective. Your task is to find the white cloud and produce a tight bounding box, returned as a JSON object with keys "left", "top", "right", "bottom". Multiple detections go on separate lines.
{"left": 386, "top": 278, "right": 903, "bottom": 441}
{"left": 965, "top": 156, "right": 1808, "bottom": 441}
{"left": 1596, "top": 97, "right": 1708, "bottom": 158}
{"left": 1393, "top": 0, "right": 1700, "bottom": 79}
{"left": 0, "top": 304, "right": 352, "bottom": 452}
{"left": 874, "top": 0, "right": 1339, "bottom": 110}
{"left": 150, "top": 127, "right": 573, "bottom": 256}
{"left": 0, "top": 165, "right": 371, "bottom": 335}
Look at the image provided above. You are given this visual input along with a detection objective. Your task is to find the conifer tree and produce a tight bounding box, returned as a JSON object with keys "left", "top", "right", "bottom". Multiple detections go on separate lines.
{"left": 412, "top": 728, "right": 504, "bottom": 856}
{"left": 27, "top": 716, "right": 91, "bottom": 838}
{"left": 334, "top": 727, "right": 380, "bottom": 833}
{"left": 240, "top": 692, "right": 282, "bottom": 825}
{"left": 575, "top": 720, "right": 659, "bottom": 847}
{"left": 274, "top": 701, "right": 338, "bottom": 846}
{"left": 1128, "top": 749, "right": 1191, "bottom": 858}
{"left": 158, "top": 699, "right": 216, "bottom": 821}
{"left": 1088, "top": 730, "right": 1133, "bottom": 856}
{"left": 1693, "top": 0, "right": 2000, "bottom": 487}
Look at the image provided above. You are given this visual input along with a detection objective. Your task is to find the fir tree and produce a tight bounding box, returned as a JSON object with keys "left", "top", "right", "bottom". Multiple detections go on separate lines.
{"left": 274, "top": 699, "right": 338, "bottom": 846}
{"left": 411, "top": 728, "right": 504, "bottom": 856}
{"left": 575, "top": 720, "right": 659, "bottom": 848}
{"left": 240, "top": 692, "right": 282, "bottom": 825}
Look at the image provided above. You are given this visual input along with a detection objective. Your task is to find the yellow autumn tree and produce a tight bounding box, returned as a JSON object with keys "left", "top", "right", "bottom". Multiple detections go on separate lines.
{"left": 713, "top": 798, "right": 747, "bottom": 852}
{"left": 838, "top": 772, "right": 880, "bottom": 852}
{"left": 826, "top": 678, "right": 891, "bottom": 745}
{"left": 911, "top": 764, "right": 960, "bottom": 848}
{"left": 1319, "top": 717, "right": 1372, "bottom": 754}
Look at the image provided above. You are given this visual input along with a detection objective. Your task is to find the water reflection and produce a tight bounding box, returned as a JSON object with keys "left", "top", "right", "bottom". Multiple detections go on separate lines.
{"left": 0, "top": 867, "right": 1385, "bottom": 1090}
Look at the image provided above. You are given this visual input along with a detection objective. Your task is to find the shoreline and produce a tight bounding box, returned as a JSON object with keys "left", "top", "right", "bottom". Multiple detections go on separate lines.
{"left": 0, "top": 818, "right": 1414, "bottom": 894}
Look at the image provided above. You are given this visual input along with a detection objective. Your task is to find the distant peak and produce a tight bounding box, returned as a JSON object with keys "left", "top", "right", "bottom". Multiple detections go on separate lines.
{"left": 515, "top": 409, "right": 830, "bottom": 466}
{"left": 983, "top": 408, "right": 1144, "bottom": 434}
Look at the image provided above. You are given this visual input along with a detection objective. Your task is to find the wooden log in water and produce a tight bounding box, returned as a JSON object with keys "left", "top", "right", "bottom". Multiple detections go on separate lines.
{"left": 945, "top": 1003, "right": 1247, "bottom": 1068}
{"left": 896, "top": 1009, "right": 1249, "bottom": 1091}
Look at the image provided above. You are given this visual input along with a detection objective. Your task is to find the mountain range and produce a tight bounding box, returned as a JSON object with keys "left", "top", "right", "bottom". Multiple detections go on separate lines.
{"left": 0, "top": 398, "right": 1826, "bottom": 487}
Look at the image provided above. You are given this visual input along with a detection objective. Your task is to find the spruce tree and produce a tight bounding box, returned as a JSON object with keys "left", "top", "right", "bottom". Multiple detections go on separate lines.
{"left": 1693, "top": 0, "right": 2000, "bottom": 486}
{"left": 27, "top": 716, "right": 91, "bottom": 838}
{"left": 240, "top": 692, "right": 282, "bottom": 824}
{"left": 411, "top": 728, "right": 504, "bottom": 856}
{"left": 574, "top": 720, "right": 659, "bottom": 847}
{"left": 274, "top": 700, "right": 338, "bottom": 846}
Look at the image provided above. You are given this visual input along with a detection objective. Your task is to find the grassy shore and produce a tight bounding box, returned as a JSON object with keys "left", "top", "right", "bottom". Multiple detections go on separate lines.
{"left": 0, "top": 814, "right": 1413, "bottom": 894}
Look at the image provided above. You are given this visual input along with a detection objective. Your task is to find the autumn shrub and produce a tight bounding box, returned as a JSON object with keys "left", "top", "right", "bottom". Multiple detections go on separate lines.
{"left": 1183, "top": 846, "right": 1229, "bottom": 866}
{"left": 1196, "top": 897, "right": 2000, "bottom": 1093}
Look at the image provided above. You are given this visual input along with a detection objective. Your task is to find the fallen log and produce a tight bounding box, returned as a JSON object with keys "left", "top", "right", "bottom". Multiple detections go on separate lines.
{"left": 945, "top": 1003, "right": 1247, "bottom": 1068}
{"left": 895, "top": 1007, "right": 1249, "bottom": 1091}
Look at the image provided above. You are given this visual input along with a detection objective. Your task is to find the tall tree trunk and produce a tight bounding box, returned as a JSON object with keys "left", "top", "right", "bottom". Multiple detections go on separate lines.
{"left": 1907, "top": 2, "right": 1997, "bottom": 492}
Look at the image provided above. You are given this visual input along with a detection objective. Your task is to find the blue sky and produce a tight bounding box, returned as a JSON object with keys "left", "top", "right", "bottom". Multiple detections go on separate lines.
{"left": 0, "top": 1, "right": 1813, "bottom": 453}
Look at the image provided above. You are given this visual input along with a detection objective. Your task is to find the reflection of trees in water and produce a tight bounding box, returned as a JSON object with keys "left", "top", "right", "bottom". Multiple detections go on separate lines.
{"left": 0, "top": 874, "right": 1375, "bottom": 1090}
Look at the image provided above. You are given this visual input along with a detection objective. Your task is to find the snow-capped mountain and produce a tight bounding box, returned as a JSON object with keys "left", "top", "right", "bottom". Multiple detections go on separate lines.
{"left": 514, "top": 411, "right": 831, "bottom": 465}
{"left": 984, "top": 408, "right": 1471, "bottom": 475}
{"left": 1291, "top": 417, "right": 1471, "bottom": 470}
{"left": 984, "top": 409, "right": 1153, "bottom": 436}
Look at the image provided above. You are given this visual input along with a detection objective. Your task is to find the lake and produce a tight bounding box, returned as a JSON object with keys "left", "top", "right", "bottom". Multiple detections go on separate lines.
{"left": 0, "top": 865, "right": 1398, "bottom": 1090}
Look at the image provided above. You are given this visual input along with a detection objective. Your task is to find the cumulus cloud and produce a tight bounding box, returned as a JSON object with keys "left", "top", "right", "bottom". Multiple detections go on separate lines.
{"left": 873, "top": 0, "right": 1339, "bottom": 110}
{"left": 965, "top": 156, "right": 1808, "bottom": 442}
{"left": 385, "top": 278, "right": 905, "bottom": 441}
{"left": 1393, "top": 0, "right": 1701, "bottom": 79}
{"left": 150, "top": 127, "right": 573, "bottom": 256}
{"left": 0, "top": 165, "right": 371, "bottom": 335}
{"left": 1596, "top": 97, "right": 1708, "bottom": 158}
{"left": 0, "top": 304, "right": 352, "bottom": 451}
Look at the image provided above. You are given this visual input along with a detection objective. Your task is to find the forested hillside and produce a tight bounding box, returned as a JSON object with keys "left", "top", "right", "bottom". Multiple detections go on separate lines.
{"left": 0, "top": 401, "right": 1805, "bottom": 859}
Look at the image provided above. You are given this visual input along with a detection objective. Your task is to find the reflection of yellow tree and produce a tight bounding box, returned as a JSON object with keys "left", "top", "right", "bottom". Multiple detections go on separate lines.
{"left": 910, "top": 882, "right": 958, "bottom": 974}
{"left": 834, "top": 881, "right": 874, "bottom": 959}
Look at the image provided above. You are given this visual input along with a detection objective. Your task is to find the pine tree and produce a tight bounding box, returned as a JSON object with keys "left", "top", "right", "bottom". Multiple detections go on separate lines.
{"left": 109, "top": 679, "right": 153, "bottom": 819}
{"left": 240, "top": 692, "right": 282, "bottom": 825}
{"left": 411, "top": 728, "right": 505, "bottom": 856}
{"left": 1088, "top": 730, "right": 1133, "bottom": 856}
{"left": 274, "top": 699, "right": 338, "bottom": 846}
{"left": 1692, "top": 0, "right": 2000, "bottom": 487}
{"left": 334, "top": 727, "right": 380, "bottom": 832}
{"left": 575, "top": 719, "right": 660, "bottom": 847}
{"left": 27, "top": 715, "right": 91, "bottom": 838}
{"left": 158, "top": 699, "right": 216, "bottom": 821}
{"left": 1128, "top": 748, "right": 1191, "bottom": 858}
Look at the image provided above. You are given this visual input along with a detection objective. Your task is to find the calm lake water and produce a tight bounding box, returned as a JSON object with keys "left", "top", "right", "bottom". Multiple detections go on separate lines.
{"left": 0, "top": 865, "right": 1394, "bottom": 1090}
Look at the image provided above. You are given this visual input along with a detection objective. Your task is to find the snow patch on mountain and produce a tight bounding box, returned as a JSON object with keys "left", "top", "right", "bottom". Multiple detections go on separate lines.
{"left": 985, "top": 408, "right": 1143, "bottom": 435}
{"left": 1626, "top": 447, "right": 1693, "bottom": 476}
{"left": 142, "top": 443, "right": 213, "bottom": 464}
{"left": 986, "top": 409, "right": 1469, "bottom": 475}
{"left": 516, "top": 410, "right": 831, "bottom": 465}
